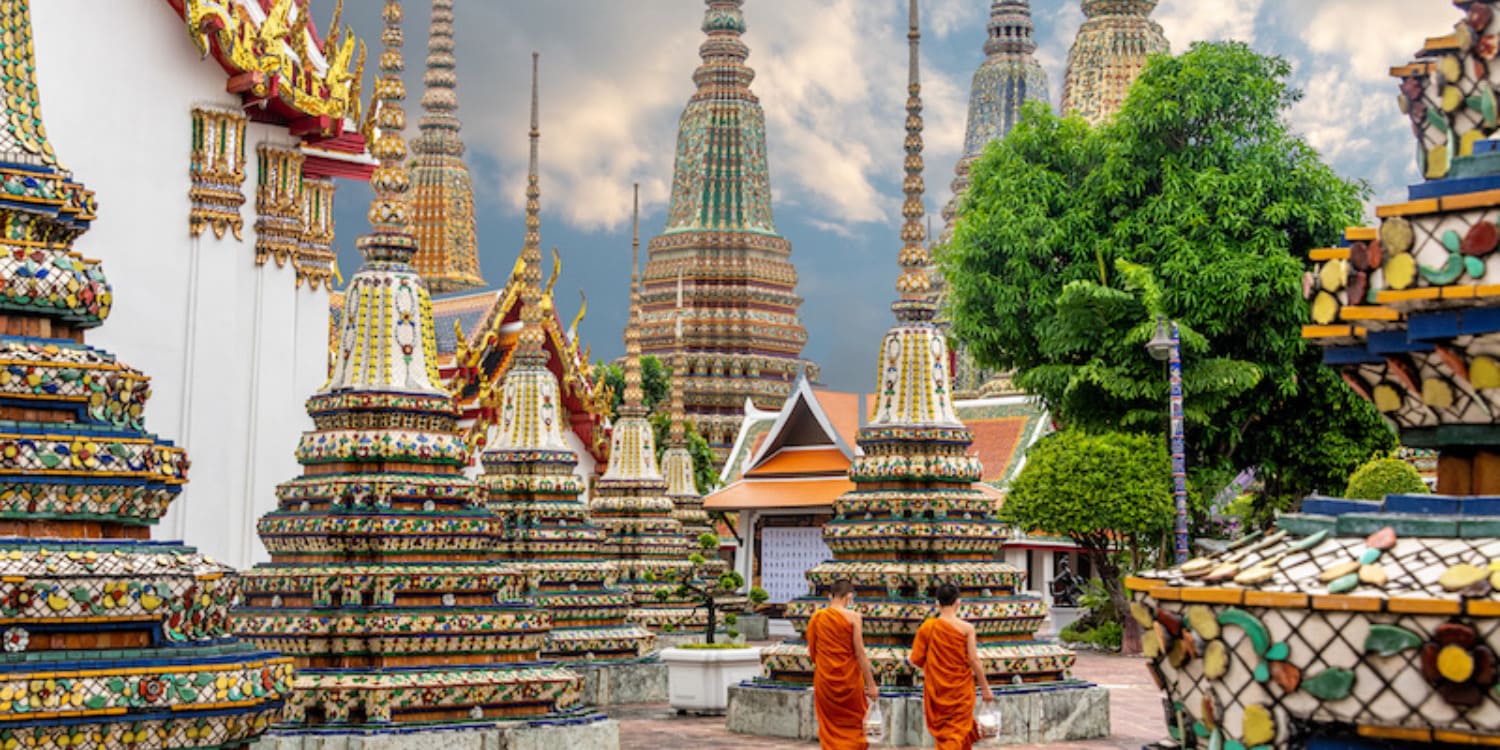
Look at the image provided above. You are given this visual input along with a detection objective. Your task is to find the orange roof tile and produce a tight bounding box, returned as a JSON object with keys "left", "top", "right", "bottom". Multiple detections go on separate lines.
{"left": 812, "top": 390, "right": 863, "bottom": 447}
{"left": 746, "top": 447, "right": 849, "bottom": 477}
{"left": 967, "top": 416, "right": 1030, "bottom": 483}
{"left": 704, "top": 477, "right": 855, "bottom": 510}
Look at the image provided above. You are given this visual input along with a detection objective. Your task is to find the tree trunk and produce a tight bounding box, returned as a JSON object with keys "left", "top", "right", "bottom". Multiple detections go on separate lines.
{"left": 1100, "top": 557, "right": 1141, "bottom": 655}
{"left": 704, "top": 597, "right": 717, "bottom": 645}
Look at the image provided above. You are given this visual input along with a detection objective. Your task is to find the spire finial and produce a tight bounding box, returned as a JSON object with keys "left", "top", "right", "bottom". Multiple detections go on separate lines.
{"left": 515, "top": 51, "right": 548, "bottom": 364}
{"left": 356, "top": 0, "right": 417, "bottom": 265}
{"left": 986, "top": 1, "right": 1038, "bottom": 57}
{"left": 893, "top": 0, "right": 932, "bottom": 321}
{"left": 419, "top": 0, "right": 461, "bottom": 127}
{"left": 622, "top": 184, "right": 646, "bottom": 414}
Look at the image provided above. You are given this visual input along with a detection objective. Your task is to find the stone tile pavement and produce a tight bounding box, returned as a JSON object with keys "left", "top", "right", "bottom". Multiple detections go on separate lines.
{"left": 611, "top": 649, "right": 1164, "bottom": 750}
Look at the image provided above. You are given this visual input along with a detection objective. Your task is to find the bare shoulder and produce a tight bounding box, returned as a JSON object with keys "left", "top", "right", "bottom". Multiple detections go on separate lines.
{"left": 840, "top": 608, "right": 862, "bottom": 625}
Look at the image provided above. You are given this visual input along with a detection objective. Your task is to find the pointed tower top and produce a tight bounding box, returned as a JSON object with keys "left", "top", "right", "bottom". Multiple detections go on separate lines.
{"left": 986, "top": 0, "right": 1037, "bottom": 57}
{"left": 419, "top": 0, "right": 461, "bottom": 133}
{"left": 356, "top": 0, "right": 417, "bottom": 264}
{"left": 515, "top": 51, "right": 548, "bottom": 366}
{"left": 1082, "top": 0, "right": 1159, "bottom": 18}
{"left": 893, "top": 0, "right": 933, "bottom": 322}
{"left": 695, "top": 0, "right": 753, "bottom": 96}
{"left": 621, "top": 184, "right": 647, "bottom": 416}
{"left": 0, "top": 3, "right": 60, "bottom": 170}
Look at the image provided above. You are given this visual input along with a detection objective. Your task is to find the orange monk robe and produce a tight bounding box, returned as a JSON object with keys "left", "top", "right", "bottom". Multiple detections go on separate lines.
{"left": 910, "top": 618, "right": 980, "bottom": 750}
{"left": 806, "top": 607, "right": 868, "bottom": 750}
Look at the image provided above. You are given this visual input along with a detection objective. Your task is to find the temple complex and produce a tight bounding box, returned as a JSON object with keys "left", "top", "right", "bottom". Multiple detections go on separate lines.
{"left": 1129, "top": 4, "right": 1500, "bottom": 746}
{"left": 640, "top": 0, "right": 818, "bottom": 461}
{"left": 725, "top": 3, "right": 1105, "bottom": 743}
{"left": 591, "top": 187, "right": 703, "bottom": 632}
{"left": 477, "top": 52, "right": 655, "bottom": 664}
{"left": 938, "top": 0, "right": 1051, "bottom": 399}
{"left": 230, "top": 3, "right": 603, "bottom": 741}
{"left": 409, "top": 0, "right": 485, "bottom": 293}
{"left": 0, "top": 3, "right": 294, "bottom": 746}
{"left": 1059, "top": 0, "right": 1170, "bottom": 125}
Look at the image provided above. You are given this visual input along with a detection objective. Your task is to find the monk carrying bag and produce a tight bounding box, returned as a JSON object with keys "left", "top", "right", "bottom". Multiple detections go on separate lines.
{"left": 864, "top": 701, "right": 886, "bottom": 742}
{"left": 976, "top": 700, "right": 1001, "bottom": 744}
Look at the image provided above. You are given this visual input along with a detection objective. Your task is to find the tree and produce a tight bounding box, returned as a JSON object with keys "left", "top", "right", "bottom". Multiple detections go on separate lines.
{"left": 1344, "top": 455, "right": 1429, "bottom": 501}
{"left": 594, "top": 355, "right": 670, "bottom": 416}
{"left": 650, "top": 412, "right": 722, "bottom": 495}
{"left": 942, "top": 42, "right": 1394, "bottom": 520}
{"left": 1003, "top": 429, "right": 1173, "bottom": 649}
{"left": 658, "top": 533, "right": 746, "bottom": 644}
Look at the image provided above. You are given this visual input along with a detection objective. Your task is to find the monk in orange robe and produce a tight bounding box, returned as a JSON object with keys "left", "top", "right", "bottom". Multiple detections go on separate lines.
{"left": 806, "top": 579, "right": 878, "bottom": 749}
{"left": 910, "top": 584, "right": 994, "bottom": 750}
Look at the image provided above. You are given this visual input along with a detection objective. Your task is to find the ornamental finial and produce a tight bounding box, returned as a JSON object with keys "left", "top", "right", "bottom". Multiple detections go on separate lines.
{"left": 515, "top": 51, "right": 548, "bottom": 365}
{"left": 621, "top": 184, "right": 646, "bottom": 415}
{"left": 356, "top": 0, "right": 417, "bottom": 265}
{"left": 893, "top": 0, "right": 932, "bottom": 321}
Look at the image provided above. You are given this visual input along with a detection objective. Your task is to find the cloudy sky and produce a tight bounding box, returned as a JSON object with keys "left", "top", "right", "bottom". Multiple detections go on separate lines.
{"left": 311, "top": 0, "right": 1448, "bottom": 391}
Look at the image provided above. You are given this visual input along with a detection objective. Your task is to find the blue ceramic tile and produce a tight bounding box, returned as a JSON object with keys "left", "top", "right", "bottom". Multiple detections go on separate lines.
{"left": 1300, "top": 497, "right": 1382, "bottom": 516}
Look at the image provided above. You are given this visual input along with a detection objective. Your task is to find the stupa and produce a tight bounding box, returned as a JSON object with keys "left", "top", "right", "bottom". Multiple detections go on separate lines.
{"left": 409, "top": 0, "right": 485, "bottom": 293}
{"left": 938, "top": 0, "right": 1051, "bottom": 399}
{"left": 1059, "top": 0, "right": 1169, "bottom": 125}
{"left": 1130, "top": 4, "right": 1500, "bottom": 747}
{"left": 726, "top": 2, "right": 1108, "bottom": 744}
{"left": 231, "top": 3, "right": 603, "bottom": 742}
{"left": 590, "top": 187, "right": 702, "bottom": 632}
{"left": 640, "top": 0, "right": 818, "bottom": 460}
{"left": 0, "top": 1, "right": 292, "bottom": 747}
{"left": 477, "top": 53, "right": 656, "bottom": 665}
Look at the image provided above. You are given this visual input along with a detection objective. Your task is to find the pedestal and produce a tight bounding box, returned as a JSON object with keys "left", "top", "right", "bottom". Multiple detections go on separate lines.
{"left": 252, "top": 714, "right": 618, "bottom": 750}
{"left": 661, "top": 646, "right": 764, "bottom": 714}
{"left": 572, "top": 658, "right": 669, "bottom": 705}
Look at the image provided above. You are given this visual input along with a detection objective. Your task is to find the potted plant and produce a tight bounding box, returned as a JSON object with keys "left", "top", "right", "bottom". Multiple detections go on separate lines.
{"left": 734, "top": 586, "right": 771, "bottom": 641}
{"left": 659, "top": 534, "right": 763, "bottom": 714}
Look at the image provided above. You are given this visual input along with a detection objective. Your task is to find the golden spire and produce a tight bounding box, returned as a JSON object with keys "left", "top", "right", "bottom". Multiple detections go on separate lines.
{"left": 516, "top": 52, "right": 548, "bottom": 366}
{"left": 356, "top": 0, "right": 416, "bottom": 264}
{"left": 621, "top": 184, "right": 646, "bottom": 416}
{"left": 893, "top": 0, "right": 932, "bottom": 322}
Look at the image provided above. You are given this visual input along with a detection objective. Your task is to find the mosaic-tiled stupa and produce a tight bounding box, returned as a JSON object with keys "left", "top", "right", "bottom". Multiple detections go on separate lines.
{"left": 1130, "top": 4, "right": 1500, "bottom": 747}
{"left": 230, "top": 1, "right": 585, "bottom": 729}
{"left": 477, "top": 54, "right": 655, "bottom": 662}
{"left": 640, "top": 0, "right": 818, "bottom": 459}
{"left": 759, "top": 0, "right": 1074, "bottom": 688}
{"left": 0, "top": 2, "right": 293, "bottom": 747}
{"left": 1059, "top": 0, "right": 1169, "bottom": 125}
{"left": 408, "top": 0, "right": 484, "bottom": 293}
{"left": 590, "top": 188, "right": 702, "bottom": 632}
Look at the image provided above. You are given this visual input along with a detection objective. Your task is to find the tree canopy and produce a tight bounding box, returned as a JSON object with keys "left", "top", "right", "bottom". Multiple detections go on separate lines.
{"left": 942, "top": 41, "right": 1394, "bottom": 520}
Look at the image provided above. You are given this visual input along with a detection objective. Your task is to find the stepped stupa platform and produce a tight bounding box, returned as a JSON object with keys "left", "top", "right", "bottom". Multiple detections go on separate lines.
{"left": 725, "top": 2, "right": 1106, "bottom": 745}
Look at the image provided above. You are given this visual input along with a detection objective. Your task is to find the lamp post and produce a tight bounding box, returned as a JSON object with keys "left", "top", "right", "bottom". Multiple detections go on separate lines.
{"left": 1147, "top": 315, "right": 1189, "bottom": 564}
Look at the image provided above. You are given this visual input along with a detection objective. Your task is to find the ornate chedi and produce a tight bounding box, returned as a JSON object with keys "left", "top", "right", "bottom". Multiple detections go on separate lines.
{"left": 0, "top": 3, "right": 293, "bottom": 747}
{"left": 231, "top": 2, "right": 585, "bottom": 730}
{"left": 477, "top": 54, "right": 654, "bottom": 663}
{"left": 641, "top": 0, "right": 818, "bottom": 460}
{"left": 1059, "top": 0, "right": 1169, "bottom": 125}
{"left": 409, "top": 0, "right": 484, "bottom": 294}
{"left": 939, "top": 0, "right": 1050, "bottom": 399}
{"left": 591, "top": 187, "right": 702, "bottom": 632}
{"left": 759, "top": 0, "right": 1074, "bottom": 689}
{"left": 1130, "top": 5, "right": 1500, "bottom": 747}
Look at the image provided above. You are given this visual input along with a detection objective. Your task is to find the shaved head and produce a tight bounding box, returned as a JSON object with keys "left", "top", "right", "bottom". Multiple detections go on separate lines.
{"left": 829, "top": 579, "right": 855, "bottom": 600}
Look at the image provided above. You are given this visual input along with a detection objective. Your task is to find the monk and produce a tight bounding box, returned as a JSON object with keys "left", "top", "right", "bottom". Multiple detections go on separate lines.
{"left": 806, "top": 579, "right": 878, "bottom": 749}
{"left": 910, "top": 584, "right": 994, "bottom": 750}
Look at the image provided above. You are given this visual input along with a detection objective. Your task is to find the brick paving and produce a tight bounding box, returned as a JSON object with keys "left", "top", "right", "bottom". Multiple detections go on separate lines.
{"left": 611, "top": 649, "right": 1164, "bottom": 749}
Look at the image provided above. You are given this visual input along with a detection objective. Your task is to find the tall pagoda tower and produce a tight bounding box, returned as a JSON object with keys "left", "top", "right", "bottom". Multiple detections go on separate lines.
{"left": 642, "top": 0, "right": 816, "bottom": 460}
{"left": 762, "top": 0, "right": 1073, "bottom": 688}
{"left": 939, "top": 0, "right": 1051, "bottom": 398}
{"left": 1059, "top": 0, "right": 1169, "bottom": 125}
{"left": 591, "top": 187, "right": 703, "bottom": 631}
{"left": 232, "top": 1, "right": 587, "bottom": 729}
{"left": 0, "top": 3, "right": 291, "bottom": 746}
{"left": 478, "top": 53, "right": 655, "bottom": 662}
{"left": 409, "top": 0, "right": 485, "bottom": 293}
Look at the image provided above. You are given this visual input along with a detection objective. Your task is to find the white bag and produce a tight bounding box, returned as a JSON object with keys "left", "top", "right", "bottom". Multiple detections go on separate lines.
{"left": 976, "top": 701, "right": 1001, "bottom": 744}
{"left": 864, "top": 700, "right": 886, "bottom": 743}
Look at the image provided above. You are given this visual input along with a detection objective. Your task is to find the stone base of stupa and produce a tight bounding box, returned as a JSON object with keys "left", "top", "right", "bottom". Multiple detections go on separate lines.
{"left": 570, "top": 657, "right": 669, "bottom": 705}
{"left": 251, "top": 713, "right": 618, "bottom": 750}
{"left": 725, "top": 681, "right": 1109, "bottom": 747}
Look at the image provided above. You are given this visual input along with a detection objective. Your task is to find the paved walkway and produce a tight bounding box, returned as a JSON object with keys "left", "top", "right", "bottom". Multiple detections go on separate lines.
{"left": 611, "top": 650, "right": 1164, "bottom": 749}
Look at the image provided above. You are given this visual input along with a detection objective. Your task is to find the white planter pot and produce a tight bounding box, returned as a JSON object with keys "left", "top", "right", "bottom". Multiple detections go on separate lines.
{"left": 660, "top": 646, "right": 763, "bottom": 714}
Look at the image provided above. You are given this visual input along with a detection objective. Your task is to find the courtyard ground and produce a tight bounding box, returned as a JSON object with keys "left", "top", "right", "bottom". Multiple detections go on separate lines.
{"left": 611, "top": 649, "right": 1164, "bottom": 749}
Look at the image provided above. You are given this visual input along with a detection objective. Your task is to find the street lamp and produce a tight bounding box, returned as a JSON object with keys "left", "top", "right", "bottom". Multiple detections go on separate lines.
{"left": 1146, "top": 315, "right": 1190, "bottom": 564}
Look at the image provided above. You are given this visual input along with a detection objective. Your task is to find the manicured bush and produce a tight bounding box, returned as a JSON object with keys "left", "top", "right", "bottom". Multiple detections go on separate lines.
{"left": 1343, "top": 456, "right": 1427, "bottom": 501}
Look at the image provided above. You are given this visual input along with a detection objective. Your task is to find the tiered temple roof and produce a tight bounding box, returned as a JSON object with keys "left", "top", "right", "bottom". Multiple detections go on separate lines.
{"left": 1059, "top": 0, "right": 1169, "bottom": 125}
{"left": 231, "top": 2, "right": 585, "bottom": 727}
{"left": 758, "top": 0, "right": 1074, "bottom": 688}
{"left": 476, "top": 53, "right": 655, "bottom": 662}
{"left": 590, "top": 187, "right": 703, "bottom": 632}
{"left": 641, "top": 0, "right": 818, "bottom": 460}
{"left": 409, "top": 0, "right": 485, "bottom": 293}
{"left": 0, "top": 2, "right": 291, "bottom": 745}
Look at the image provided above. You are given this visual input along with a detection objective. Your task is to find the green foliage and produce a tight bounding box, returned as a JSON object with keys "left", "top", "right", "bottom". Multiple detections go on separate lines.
{"left": 1060, "top": 621, "right": 1124, "bottom": 651}
{"left": 941, "top": 41, "right": 1394, "bottom": 520}
{"left": 596, "top": 355, "right": 720, "bottom": 496}
{"left": 650, "top": 412, "right": 722, "bottom": 495}
{"left": 594, "top": 355, "right": 670, "bottom": 416}
{"left": 1343, "top": 456, "right": 1429, "bottom": 501}
{"left": 748, "top": 586, "right": 769, "bottom": 606}
{"left": 724, "top": 613, "right": 739, "bottom": 626}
